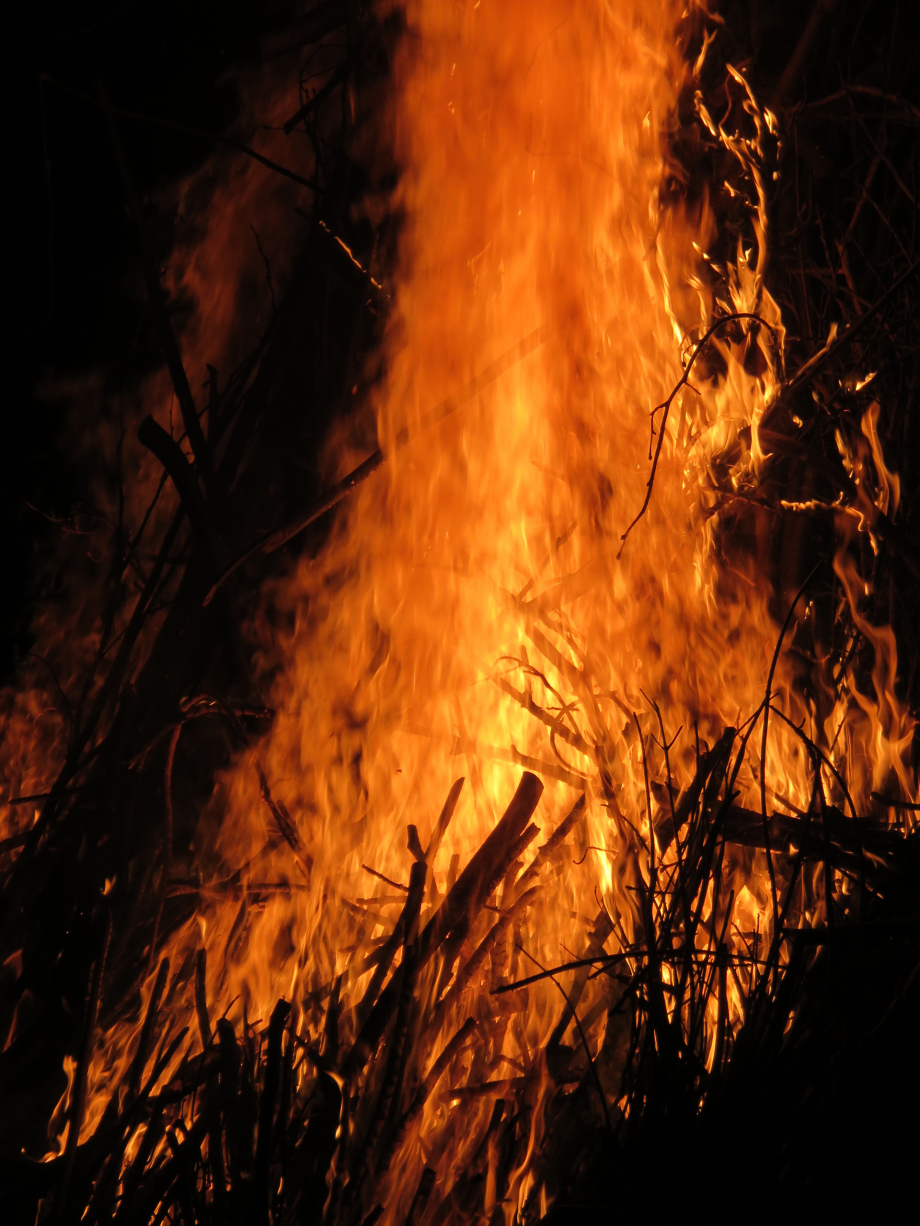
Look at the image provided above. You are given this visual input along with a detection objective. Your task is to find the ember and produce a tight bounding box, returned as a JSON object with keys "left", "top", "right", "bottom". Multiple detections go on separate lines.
{"left": 3, "top": 1, "right": 919, "bottom": 1222}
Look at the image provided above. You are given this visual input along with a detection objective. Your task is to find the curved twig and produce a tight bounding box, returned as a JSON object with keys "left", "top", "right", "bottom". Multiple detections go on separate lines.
{"left": 759, "top": 562, "right": 822, "bottom": 937}
{"left": 618, "top": 313, "right": 778, "bottom": 556}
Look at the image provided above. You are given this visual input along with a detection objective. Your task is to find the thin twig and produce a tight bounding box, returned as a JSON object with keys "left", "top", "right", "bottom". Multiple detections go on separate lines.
{"left": 619, "top": 313, "right": 777, "bottom": 555}
{"left": 42, "top": 74, "right": 319, "bottom": 192}
{"left": 760, "top": 563, "right": 822, "bottom": 936}
{"left": 517, "top": 944, "right": 612, "bottom": 1130}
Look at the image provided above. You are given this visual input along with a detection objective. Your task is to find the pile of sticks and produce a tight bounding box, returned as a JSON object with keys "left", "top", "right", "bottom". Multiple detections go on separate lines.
{"left": 2, "top": 0, "right": 919, "bottom": 1221}
{"left": 12, "top": 709, "right": 919, "bottom": 1222}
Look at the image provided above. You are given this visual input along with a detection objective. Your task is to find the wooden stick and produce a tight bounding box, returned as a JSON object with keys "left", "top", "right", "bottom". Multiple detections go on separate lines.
{"left": 514, "top": 795, "right": 585, "bottom": 898}
{"left": 376, "top": 1018, "right": 478, "bottom": 1174}
{"left": 128, "top": 957, "right": 169, "bottom": 1096}
{"left": 97, "top": 82, "right": 212, "bottom": 492}
{"left": 253, "top": 1000, "right": 291, "bottom": 1226}
{"left": 425, "top": 778, "right": 465, "bottom": 865}
{"left": 341, "top": 774, "right": 543, "bottom": 1082}
{"left": 137, "top": 417, "right": 221, "bottom": 566}
{"left": 760, "top": 564, "right": 822, "bottom": 936}
{"left": 405, "top": 1167, "right": 437, "bottom": 1226}
{"left": 775, "top": 0, "right": 842, "bottom": 109}
{"left": 345, "top": 862, "right": 427, "bottom": 1211}
{"left": 432, "top": 887, "right": 538, "bottom": 1031}
{"left": 283, "top": 61, "right": 350, "bottom": 133}
{"left": 418, "top": 773, "right": 544, "bottom": 965}
{"left": 254, "top": 760, "right": 314, "bottom": 883}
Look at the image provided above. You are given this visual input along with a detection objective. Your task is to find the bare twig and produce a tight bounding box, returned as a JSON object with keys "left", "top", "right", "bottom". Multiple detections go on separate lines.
{"left": 97, "top": 82, "right": 213, "bottom": 492}
{"left": 517, "top": 944, "right": 612, "bottom": 1130}
{"left": 759, "top": 563, "right": 822, "bottom": 935}
{"left": 619, "top": 314, "right": 777, "bottom": 556}
{"left": 43, "top": 74, "right": 319, "bottom": 192}
{"left": 254, "top": 759, "right": 314, "bottom": 882}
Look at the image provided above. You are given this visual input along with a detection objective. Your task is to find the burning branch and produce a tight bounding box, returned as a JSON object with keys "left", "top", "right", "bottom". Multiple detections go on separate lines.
{"left": 618, "top": 312, "right": 779, "bottom": 557}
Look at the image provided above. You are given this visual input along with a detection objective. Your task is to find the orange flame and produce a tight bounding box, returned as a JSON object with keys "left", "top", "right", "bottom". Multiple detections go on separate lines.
{"left": 2, "top": 1, "right": 915, "bottom": 1217}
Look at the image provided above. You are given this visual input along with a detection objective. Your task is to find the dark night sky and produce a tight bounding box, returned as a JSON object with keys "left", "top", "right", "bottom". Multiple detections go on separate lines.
{"left": 2, "top": 1, "right": 287, "bottom": 681}
{"left": 2, "top": 1, "right": 913, "bottom": 684}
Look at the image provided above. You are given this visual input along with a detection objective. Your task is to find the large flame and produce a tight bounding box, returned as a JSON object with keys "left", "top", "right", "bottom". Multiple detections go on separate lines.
{"left": 218, "top": 0, "right": 790, "bottom": 1042}
{"left": 3, "top": 1, "right": 915, "bottom": 1219}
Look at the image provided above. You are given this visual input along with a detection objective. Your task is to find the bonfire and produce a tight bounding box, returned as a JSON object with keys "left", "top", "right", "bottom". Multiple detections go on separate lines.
{"left": 2, "top": 1, "right": 918, "bottom": 1222}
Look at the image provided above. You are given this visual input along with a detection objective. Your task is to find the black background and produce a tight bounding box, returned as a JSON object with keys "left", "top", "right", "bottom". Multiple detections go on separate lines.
{"left": 2, "top": 1, "right": 286, "bottom": 682}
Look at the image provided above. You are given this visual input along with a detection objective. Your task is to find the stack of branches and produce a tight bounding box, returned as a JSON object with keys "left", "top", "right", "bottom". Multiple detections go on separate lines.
{"left": 2, "top": 0, "right": 920, "bottom": 1221}
{"left": 540, "top": 0, "right": 920, "bottom": 1210}
{"left": 0, "top": 0, "right": 395, "bottom": 1213}
{"left": 694, "top": 0, "right": 920, "bottom": 701}
{"left": 9, "top": 705, "right": 919, "bottom": 1223}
